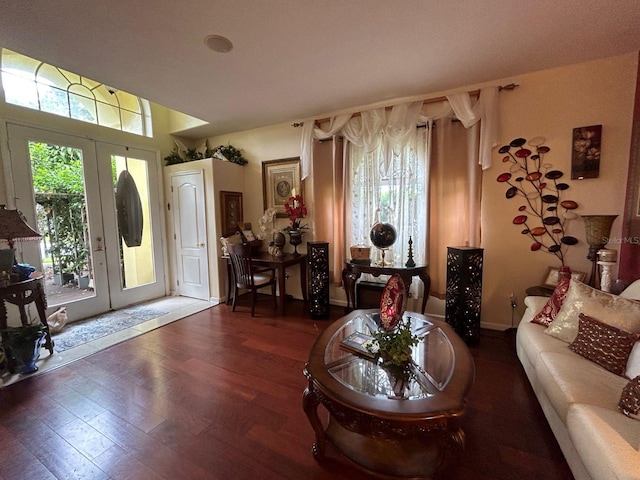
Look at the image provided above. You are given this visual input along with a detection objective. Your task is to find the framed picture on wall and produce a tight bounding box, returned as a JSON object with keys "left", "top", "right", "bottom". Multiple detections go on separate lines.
{"left": 262, "top": 157, "right": 302, "bottom": 217}
{"left": 220, "top": 191, "right": 243, "bottom": 236}
{"left": 571, "top": 125, "right": 602, "bottom": 180}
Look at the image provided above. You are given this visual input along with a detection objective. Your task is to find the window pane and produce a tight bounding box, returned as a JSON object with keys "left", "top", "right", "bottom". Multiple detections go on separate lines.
{"left": 118, "top": 92, "right": 141, "bottom": 113}
{"left": 112, "top": 155, "right": 155, "bottom": 289}
{"left": 2, "top": 72, "right": 39, "bottom": 108}
{"left": 80, "top": 76, "right": 100, "bottom": 90}
{"left": 37, "top": 64, "right": 71, "bottom": 89}
{"left": 94, "top": 84, "right": 119, "bottom": 107}
{"left": 68, "top": 83, "right": 94, "bottom": 101}
{"left": 97, "top": 102, "right": 122, "bottom": 130}
{"left": 1, "top": 49, "right": 38, "bottom": 78}
{"left": 38, "top": 84, "right": 69, "bottom": 116}
{"left": 121, "top": 110, "right": 143, "bottom": 135}
{"left": 2, "top": 48, "right": 150, "bottom": 137}
{"left": 69, "top": 92, "right": 97, "bottom": 123}
{"left": 29, "top": 142, "right": 96, "bottom": 306}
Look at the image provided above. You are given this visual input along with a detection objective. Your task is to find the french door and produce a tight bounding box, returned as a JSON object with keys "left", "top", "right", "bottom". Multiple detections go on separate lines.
{"left": 6, "top": 124, "right": 166, "bottom": 320}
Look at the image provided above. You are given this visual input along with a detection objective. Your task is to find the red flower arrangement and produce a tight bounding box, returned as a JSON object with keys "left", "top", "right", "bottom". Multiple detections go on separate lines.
{"left": 284, "top": 194, "right": 308, "bottom": 231}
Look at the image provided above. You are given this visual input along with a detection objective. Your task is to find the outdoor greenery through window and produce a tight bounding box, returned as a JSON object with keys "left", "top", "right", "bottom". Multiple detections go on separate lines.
{"left": 30, "top": 142, "right": 95, "bottom": 291}
{"left": 1, "top": 48, "right": 152, "bottom": 137}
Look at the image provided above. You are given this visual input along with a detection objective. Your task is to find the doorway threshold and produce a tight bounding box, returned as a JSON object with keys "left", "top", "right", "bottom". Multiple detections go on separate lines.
{"left": 0, "top": 296, "right": 215, "bottom": 388}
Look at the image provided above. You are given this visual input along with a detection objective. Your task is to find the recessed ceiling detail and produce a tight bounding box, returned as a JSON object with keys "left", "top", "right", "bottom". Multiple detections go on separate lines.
{"left": 204, "top": 34, "right": 233, "bottom": 53}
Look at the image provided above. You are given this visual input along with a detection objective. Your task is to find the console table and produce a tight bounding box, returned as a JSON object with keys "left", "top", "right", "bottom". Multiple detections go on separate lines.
{"left": 342, "top": 261, "right": 430, "bottom": 314}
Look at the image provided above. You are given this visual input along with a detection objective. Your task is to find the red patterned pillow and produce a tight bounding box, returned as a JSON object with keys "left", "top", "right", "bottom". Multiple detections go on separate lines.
{"left": 531, "top": 276, "right": 570, "bottom": 326}
{"left": 619, "top": 376, "right": 640, "bottom": 420}
{"left": 569, "top": 313, "right": 640, "bottom": 376}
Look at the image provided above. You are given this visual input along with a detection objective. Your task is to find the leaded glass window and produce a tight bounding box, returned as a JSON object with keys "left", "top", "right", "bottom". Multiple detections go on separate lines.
{"left": 1, "top": 48, "right": 151, "bottom": 137}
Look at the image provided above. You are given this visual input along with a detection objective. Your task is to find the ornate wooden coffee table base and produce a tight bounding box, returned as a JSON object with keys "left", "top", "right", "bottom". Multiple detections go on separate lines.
{"left": 303, "top": 384, "right": 465, "bottom": 479}
{"left": 303, "top": 310, "right": 474, "bottom": 480}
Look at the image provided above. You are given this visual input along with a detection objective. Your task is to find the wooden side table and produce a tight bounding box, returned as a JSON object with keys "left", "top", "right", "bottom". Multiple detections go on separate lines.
{"left": 341, "top": 261, "right": 430, "bottom": 314}
{"left": 0, "top": 277, "right": 54, "bottom": 354}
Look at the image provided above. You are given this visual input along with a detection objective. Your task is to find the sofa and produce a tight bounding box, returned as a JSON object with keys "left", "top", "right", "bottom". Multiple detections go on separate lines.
{"left": 516, "top": 278, "right": 640, "bottom": 480}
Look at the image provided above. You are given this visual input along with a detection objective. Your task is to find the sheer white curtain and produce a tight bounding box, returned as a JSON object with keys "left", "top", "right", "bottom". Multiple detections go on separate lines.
{"left": 300, "top": 87, "right": 500, "bottom": 299}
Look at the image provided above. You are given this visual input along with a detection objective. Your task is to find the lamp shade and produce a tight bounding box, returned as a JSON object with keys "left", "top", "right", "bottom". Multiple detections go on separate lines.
{"left": 0, "top": 205, "right": 41, "bottom": 248}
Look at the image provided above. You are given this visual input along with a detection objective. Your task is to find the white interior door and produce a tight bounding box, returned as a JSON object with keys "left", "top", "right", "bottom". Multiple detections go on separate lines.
{"left": 170, "top": 170, "right": 209, "bottom": 300}
{"left": 6, "top": 124, "right": 166, "bottom": 319}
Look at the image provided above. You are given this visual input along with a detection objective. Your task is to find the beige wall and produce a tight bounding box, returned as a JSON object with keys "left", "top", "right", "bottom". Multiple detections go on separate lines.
{"left": 483, "top": 53, "right": 637, "bottom": 328}
{"left": 203, "top": 52, "right": 638, "bottom": 328}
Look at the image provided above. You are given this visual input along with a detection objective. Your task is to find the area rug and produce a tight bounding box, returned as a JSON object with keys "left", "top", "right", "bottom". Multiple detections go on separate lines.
{"left": 52, "top": 306, "right": 168, "bottom": 352}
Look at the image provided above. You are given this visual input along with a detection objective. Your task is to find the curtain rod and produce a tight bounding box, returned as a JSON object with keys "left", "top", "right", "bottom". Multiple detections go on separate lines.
{"left": 292, "top": 83, "right": 519, "bottom": 127}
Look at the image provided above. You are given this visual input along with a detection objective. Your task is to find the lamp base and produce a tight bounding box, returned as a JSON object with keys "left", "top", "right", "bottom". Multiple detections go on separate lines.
{"left": 0, "top": 249, "right": 15, "bottom": 273}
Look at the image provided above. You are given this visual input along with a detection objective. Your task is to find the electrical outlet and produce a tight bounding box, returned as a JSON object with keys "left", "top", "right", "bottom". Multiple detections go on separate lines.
{"left": 510, "top": 293, "right": 518, "bottom": 309}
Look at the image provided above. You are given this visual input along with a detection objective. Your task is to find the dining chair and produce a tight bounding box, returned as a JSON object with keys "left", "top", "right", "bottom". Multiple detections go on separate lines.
{"left": 227, "top": 243, "right": 278, "bottom": 316}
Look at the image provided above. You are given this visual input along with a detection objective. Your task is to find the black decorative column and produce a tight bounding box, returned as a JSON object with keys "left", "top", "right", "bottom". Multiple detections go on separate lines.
{"left": 308, "top": 241, "right": 330, "bottom": 319}
{"left": 445, "top": 246, "right": 483, "bottom": 343}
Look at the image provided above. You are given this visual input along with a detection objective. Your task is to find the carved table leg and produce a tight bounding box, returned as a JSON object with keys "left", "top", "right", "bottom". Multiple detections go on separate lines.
{"left": 341, "top": 267, "right": 360, "bottom": 312}
{"left": 418, "top": 270, "right": 431, "bottom": 315}
{"left": 302, "top": 382, "right": 327, "bottom": 458}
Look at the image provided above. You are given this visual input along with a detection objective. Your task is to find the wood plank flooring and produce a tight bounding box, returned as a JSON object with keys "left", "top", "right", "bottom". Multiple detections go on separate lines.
{"left": 0, "top": 300, "right": 574, "bottom": 480}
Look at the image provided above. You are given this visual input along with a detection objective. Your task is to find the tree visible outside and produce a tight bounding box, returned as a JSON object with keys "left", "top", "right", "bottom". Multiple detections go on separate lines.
{"left": 29, "top": 142, "right": 89, "bottom": 281}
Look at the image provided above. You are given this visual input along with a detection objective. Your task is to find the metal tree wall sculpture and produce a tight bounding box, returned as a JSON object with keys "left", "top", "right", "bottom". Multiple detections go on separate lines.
{"left": 496, "top": 137, "right": 579, "bottom": 266}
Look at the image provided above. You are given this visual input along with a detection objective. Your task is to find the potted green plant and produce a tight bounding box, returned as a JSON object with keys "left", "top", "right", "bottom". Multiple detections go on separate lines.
{"left": 1, "top": 322, "right": 46, "bottom": 374}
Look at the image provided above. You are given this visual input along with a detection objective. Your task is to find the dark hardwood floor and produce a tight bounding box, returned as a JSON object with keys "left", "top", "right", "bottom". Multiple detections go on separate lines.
{"left": 0, "top": 299, "right": 574, "bottom": 480}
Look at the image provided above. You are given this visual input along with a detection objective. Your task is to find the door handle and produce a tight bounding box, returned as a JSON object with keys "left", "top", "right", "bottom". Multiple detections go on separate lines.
{"left": 199, "top": 243, "right": 205, "bottom": 248}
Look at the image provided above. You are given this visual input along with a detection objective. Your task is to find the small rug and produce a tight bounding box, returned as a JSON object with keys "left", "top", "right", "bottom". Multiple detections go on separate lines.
{"left": 52, "top": 306, "right": 167, "bottom": 352}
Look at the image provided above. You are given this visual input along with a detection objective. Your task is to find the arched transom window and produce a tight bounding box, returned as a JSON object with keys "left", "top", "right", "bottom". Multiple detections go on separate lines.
{"left": 1, "top": 48, "right": 152, "bottom": 137}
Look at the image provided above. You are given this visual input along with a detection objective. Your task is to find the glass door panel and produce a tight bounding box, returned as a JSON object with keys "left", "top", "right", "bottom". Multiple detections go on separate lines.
{"left": 29, "top": 142, "right": 95, "bottom": 303}
{"left": 7, "top": 124, "right": 110, "bottom": 320}
{"left": 7, "top": 124, "right": 166, "bottom": 320}
{"left": 97, "top": 143, "right": 165, "bottom": 309}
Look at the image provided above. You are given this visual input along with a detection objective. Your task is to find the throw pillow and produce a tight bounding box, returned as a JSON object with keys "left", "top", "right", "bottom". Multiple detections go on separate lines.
{"left": 569, "top": 313, "right": 640, "bottom": 376}
{"left": 531, "top": 276, "right": 570, "bottom": 326}
{"left": 618, "top": 375, "right": 640, "bottom": 420}
{"left": 626, "top": 343, "right": 640, "bottom": 379}
{"left": 545, "top": 280, "right": 640, "bottom": 343}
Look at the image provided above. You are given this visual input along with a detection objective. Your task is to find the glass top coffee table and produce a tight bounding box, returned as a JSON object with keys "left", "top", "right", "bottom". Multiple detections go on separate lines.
{"left": 303, "top": 309, "right": 475, "bottom": 479}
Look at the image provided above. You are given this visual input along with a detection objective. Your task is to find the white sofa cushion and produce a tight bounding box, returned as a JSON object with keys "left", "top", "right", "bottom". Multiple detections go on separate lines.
{"left": 535, "top": 351, "right": 628, "bottom": 422}
{"left": 545, "top": 280, "right": 640, "bottom": 343}
{"left": 521, "top": 296, "right": 550, "bottom": 324}
{"left": 567, "top": 404, "right": 640, "bottom": 480}
{"left": 517, "top": 321, "right": 570, "bottom": 371}
{"left": 620, "top": 279, "right": 640, "bottom": 300}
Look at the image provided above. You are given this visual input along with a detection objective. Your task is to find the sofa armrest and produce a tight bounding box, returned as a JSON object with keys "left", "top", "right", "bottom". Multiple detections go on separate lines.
{"left": 520, "top": 296, "right": 549, "bottom": 324}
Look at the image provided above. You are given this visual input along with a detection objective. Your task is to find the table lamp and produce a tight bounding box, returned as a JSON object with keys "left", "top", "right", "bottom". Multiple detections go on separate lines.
{"left": 582, "top": 214, "right": 617, "bottom": 288}
{"left": 0, "top": 205, "right": 41, "bottom": 272}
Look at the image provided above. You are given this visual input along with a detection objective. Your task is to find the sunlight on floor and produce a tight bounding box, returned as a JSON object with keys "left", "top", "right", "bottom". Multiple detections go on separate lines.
{"left": 1, "top": 296, "right": 215, "bottom": 387}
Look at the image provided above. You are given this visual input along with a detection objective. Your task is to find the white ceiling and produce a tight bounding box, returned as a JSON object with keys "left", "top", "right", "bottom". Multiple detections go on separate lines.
{"left": 1, "top": 1, "right": 639, "bottom": 139}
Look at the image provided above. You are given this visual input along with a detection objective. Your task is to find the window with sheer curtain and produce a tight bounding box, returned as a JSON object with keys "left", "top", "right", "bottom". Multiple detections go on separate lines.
{"left": 348, "top": 128, "right": 428, "bottom": 268}
{"left": 304, "top": 88, "right": 500, "bottom": 299}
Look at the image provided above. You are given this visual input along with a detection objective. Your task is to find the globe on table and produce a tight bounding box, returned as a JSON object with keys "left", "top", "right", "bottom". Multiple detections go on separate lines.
{"left": 370, "top": 222, "right": 397, "bottom": 265}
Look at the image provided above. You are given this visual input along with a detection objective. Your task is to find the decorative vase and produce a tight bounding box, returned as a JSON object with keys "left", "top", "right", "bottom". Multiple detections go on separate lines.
{"left": 288, "top": 230, "right": 303, "bottom": 256}
{"left": 383, "top": 360, "right": 412, "bottom": 398}
{"left": 2, "top": 325, "right": 46, "bottom": 374}
{"left": 273, "top": 232, "right": 285, "bottom": 257}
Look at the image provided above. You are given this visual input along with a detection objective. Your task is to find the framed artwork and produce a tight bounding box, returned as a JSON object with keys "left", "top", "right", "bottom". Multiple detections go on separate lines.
{"left": 571, "top": 125, "right": 602, "bottom": 180}
{"left": 262, "top": 157, "right": 302, "bottom": 217}
{"left": 220, "top": 191, "right": 243, "bottom": 236}
{"left": 542, "top": 267, "right": 586, "bottom": 289}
